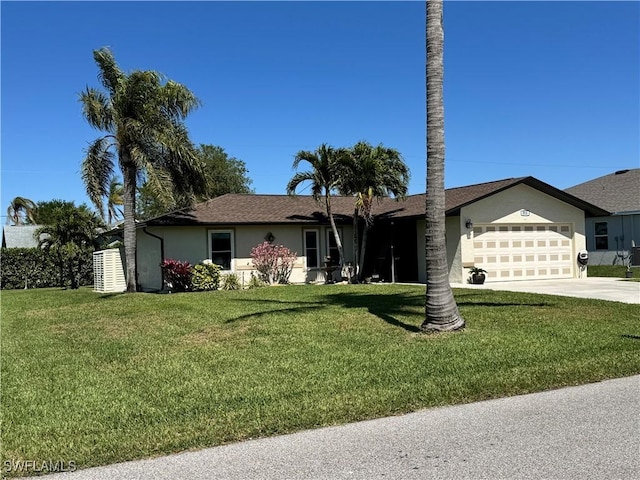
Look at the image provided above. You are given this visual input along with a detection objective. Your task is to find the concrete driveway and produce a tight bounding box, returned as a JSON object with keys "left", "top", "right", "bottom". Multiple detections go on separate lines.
{"left": 451, "top": 277, "right": 640, "bottom": 304}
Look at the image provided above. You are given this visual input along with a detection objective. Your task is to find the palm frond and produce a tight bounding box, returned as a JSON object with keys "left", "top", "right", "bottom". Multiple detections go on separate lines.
{"left": 162, "top": 80, "right": 201, "bottom": 119}
{"left": 6, "top": 197, "right": 37, "bottom": 225}
{"left": 93, "top": 47, "right": 125, "bottom": 96}
{"left": 286, "top": 171, "right": 317, "bottom": 196}
{"left": 107, "top": 176, "right": 124, "bottom": 224}
{"left": 79, "top": 87, "right": 115, "bottom": 132}
{"left": 142, "top": 165, "right": 175, "bottom": 211}
{"left": 82, "top": 137, "right": 115, "bottom": 214}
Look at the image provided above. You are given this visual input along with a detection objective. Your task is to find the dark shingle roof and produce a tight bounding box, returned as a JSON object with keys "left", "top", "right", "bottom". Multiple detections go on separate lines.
{"left": 565, "top": 169, "right": 640, "bottom": 213}
{"left": 145, "top": 194, "right": 356, "bottom": 226}
{"left": 377, "top": 177, "right": 609, "bottom": 219}
{"left": 143, "top": 176, "right": 609, "bottom": 227}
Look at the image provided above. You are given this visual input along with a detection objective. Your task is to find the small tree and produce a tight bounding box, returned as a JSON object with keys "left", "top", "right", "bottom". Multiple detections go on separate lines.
{"left": 286, "top": 144, "right": 348, "bottom": 267}
{"left": 35, "top": 203, "right": 104, "bottom": 289}
{"left": 250, "top": 241, "right": 298, "bottom": 285}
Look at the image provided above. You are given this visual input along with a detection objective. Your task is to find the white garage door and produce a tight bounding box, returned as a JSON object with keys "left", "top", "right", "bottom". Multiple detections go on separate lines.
{"left": 473, "top": 224, "right": 574, "bottom": 281}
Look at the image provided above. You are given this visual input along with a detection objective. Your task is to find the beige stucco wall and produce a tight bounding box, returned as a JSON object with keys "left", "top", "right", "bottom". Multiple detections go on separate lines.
{"left": 458, "top": 184, "right": 586, "bottom": 281}
{"left": 136, "top": 224, "right": 354, "bottom": 290}
{"left": 416, "top": 184, "right": 587, "bottom": 284}
{"left": 416, "top": 216, "right": 462, "bottom": 284}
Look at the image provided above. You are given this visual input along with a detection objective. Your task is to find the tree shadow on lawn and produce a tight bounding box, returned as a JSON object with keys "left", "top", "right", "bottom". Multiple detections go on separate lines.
{"left": 320, "top": 291, "right": 423, "bottom": 333}
{"left": 322, "top": 290, "right": 553, "bottom": 333}
{"left": 224, "top": 298, "right": 325, "bottom": 324}
{"left": 223, "top": 290, "right": 552, "bottom": 331}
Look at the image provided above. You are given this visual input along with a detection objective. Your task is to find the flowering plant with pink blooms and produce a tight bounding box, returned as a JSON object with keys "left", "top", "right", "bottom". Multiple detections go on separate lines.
{"left": 250, "top": 241, "right": 297, "bottom": 284}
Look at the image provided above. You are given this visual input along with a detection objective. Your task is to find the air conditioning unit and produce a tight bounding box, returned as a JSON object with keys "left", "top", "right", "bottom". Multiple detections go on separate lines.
{"left": 93, "top": 249, "right": 126, "bottom": 293}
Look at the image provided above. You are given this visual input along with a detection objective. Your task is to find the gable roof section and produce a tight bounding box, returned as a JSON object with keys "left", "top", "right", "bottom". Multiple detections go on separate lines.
{"left": 142, "top": 176, "right": 609, "bottom": 227}
{"left": 564, "top": 168, "right": 640, "bottom": 214}
{"left": 2, "top": 225, "right": 41, "bottom": 248}
{"left": 377, "top": 177, "right": 609, "bottom": 219}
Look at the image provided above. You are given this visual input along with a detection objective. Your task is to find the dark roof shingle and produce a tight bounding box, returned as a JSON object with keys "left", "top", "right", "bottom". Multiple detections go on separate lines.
{"left": 565, "top": 169, "right": 640, "bottom": 213}
{"left": 143, "top": 176, "right": 609, "bottom": 227}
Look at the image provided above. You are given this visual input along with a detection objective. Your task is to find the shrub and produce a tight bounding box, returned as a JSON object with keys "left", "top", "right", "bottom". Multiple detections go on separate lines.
{"left": 247, "top": 272, "right": 266, "bottom": 289}
{"left": 1, "top": 247, "right": 93, "bottom": 290}
{"left": 221, "top": 273, "right": 242, "bottom": 290}
{"left": 191, "top": 262, "right": 222, "bottom": 291}
{"left": 250, "top": 241, "right": 298, "bottom": 284}
{"left": 160, "top": 259, "right": 192, "bottom": 292}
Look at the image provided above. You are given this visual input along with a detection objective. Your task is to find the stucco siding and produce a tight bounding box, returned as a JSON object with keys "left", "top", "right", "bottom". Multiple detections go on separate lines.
{"left": 447, "top": 217, "right": 463, "bottom": 283}
{"left": 136, "top": 224, "right": 354, "bottom": 290}
{"left": 459, "top": 184, "right": 586, "bottom": 280}
{"left": 137, "top": 229, "right": 163, "bottom": 291}
{"left": 416, "top": 217, "right": 464, "bottom": 284}
{"left": 462, "top": 184, "right": 584, "bottom": 225}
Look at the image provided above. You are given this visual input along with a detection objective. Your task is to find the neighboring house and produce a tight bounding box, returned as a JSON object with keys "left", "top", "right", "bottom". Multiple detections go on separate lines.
{"left": 1, "top": 225, "right": 41, "bottom": 248}
{"left": 565, "top": 169, "right": 640, "bottom": 266}
{"left": 121, "top": 176, "right": 607, "bottom": 291}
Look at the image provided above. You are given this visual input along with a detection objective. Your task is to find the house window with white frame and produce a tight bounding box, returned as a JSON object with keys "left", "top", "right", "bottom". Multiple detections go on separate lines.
{"left": 594, "top": 222, "right": 608, "bottom": 250}
{"left": 304, "top": 230, "right": 320, "bottom": 269}
{"left": 209, "top": 230, "right": 234, "bottom": 270}
{"left": 326, "top": 228, "right": 342, "bottom": 265}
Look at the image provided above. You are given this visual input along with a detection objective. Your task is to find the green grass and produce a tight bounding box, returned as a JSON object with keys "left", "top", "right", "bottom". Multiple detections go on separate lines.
{"left": 589, "top": 264, "right": 639, "bottom": 278}
{"left": 2, "top": 285, "right": 639, "bottom": 475}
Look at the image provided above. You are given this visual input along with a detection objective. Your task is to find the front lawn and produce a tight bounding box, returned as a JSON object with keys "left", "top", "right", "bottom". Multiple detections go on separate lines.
{"left": 2, "top": 285, "right": 639, "bottom": 475}
{"left": 588, "top": 264, "right": 638, "bottom": 278}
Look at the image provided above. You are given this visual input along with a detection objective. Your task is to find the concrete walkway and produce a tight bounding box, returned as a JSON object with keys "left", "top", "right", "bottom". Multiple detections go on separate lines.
{"left": 49, "top": 376, "right": 639, "bottom": 480}
{"left": 451, "top": 277, "right": 640, "bottom": 304}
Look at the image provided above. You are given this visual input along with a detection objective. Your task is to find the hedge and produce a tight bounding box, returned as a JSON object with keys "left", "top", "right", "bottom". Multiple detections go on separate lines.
{"left": 1, "top": 248, "right": 93, "bottom": 290}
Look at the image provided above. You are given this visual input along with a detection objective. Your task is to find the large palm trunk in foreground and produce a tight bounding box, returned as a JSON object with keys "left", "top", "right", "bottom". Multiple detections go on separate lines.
{"left": 122, "top": 158, "right": 138, "bottom": 293}
{"left": 422, "top": 0, "right": 465, "bottom": 332}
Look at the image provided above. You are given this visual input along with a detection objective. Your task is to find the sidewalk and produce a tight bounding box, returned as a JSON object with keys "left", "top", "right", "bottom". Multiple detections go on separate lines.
{"left": 49, "top": 375, "right": 640, "bottom": 480}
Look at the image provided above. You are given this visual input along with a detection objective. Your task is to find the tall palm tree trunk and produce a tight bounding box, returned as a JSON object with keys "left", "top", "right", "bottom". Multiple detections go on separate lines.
{"left": 422, "top": 0, "right": 464, "bottom": 332}
{"left": 122, "top": 157, "right": 138, "bottom": 293}
{"left": 352, "top": 209, "right": 360, "bottom": 282}
{"left": 358, "top": 223, "right": 369, "bottom": 282}
{"left": 325, "top": 194, "right": 344, "bottom": 266}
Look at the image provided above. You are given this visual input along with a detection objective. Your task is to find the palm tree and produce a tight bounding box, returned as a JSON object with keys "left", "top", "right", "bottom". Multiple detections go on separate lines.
{"left": 6, "top": 196, "right": 37, "bottom": 225}
{"left": 106, "top": 176, "right": 124, "bottom": 227}
{"left": 286, "top": 144, "right": 347, "bottom": 268}
{"left": 80, "top": 47, "right": 207, "bottom": 292}
{"left": 36, "top": 204, "right": 104, "bottom": 289}
{"left": 340, "top": 141, "right": 409, "bottom": 282}
{"left": 422, "top": 0, "right": 465, "bottom": 332}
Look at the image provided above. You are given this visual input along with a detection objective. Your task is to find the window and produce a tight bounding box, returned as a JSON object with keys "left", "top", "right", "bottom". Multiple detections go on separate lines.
{"left": 209, "top": 230, "right": 234, "bottom": 270}
{"left": 326, "top": 228, "right": 342, "bottom": 265}
{"left": 594, "top": 222, "right": 608, "bottom": 250}
{"left": 304, "top": 230, "right": 320, "bottom": 268}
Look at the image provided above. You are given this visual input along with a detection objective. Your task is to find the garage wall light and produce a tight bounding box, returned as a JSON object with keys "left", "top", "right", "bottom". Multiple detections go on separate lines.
{"left": 465, "top": 219, "right": 473, "bottom": 229}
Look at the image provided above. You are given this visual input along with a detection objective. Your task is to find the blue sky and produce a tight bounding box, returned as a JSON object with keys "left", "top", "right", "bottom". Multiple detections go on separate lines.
{"left": 1, "top": 1, "right": 638, "bottom": 218}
